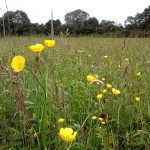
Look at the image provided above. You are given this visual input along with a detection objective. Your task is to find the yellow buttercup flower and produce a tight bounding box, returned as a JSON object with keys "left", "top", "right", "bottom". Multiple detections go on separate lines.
{"left": 136, "top": 72, "right": 141, "bottom": 77}
{"left": 125, "top": 58, "right": 129, "bottom": 62}
{"left": 102, "top": 89, "right": 107, "bottom": 94}
{"left": 97, "top": 94, "right": 103, "bottom": 100}
{"left": 125, "top": 58, "right": 129, "bottom": 64}
{"left": 102, "top": 78, "right": 105, "bottom": 81}
{"left": 87, "top": 74, "right": 99, "bottom": 82}
{"left": 95, "top": 74, "right": 99, "bottom": 79}
{"left": 11, "top": 55, "right": 25, "bottom": 72}
{"left": 106, "top": 84, "right": 112, "bottom": 89}
{"left": 98, "top": 117, "right": 103, "bottom": 121}
{"left": 34, "top": 132, "right": 38, "bottom": 138}
{"left": 101, "top": 121, "right": 106, "bottom": 125}
{"left": 29, "top": 44, "right": 45, "bottom": 53}
{"left": 87, "top": 75, "right": 95, "bottom": 82}
{"left": 59, "top": 128, "right": 77, "bottom": 142}
{"left": 135, "top": 97, "right": 140, "bottom": 102}
{"left": 44, "top": 40, "right": 55, "bottom": 48}
{"left": 112, "top": 88, "right": 120, "bottom": 95}
{"left": 104, "top": 55, "right": 108, "bottom": 58}
{"left": 58, "top": 118, "right": 64, "bottom": 123}
{"left": 92, "top": 116, "right": 97, "bottom": 120}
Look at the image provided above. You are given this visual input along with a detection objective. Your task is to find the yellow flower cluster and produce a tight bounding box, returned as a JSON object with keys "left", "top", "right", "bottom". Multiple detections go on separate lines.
{"left": 92, "top": 116, "right": 107, "bottom": 125}
{"left": 11, "top": 39, "right": 55, "bottom": 72}
{"left": 98, "top": 117, "right": 106, "bottom": 124}
{"left": 106, "top": 84, "right": 120, "bottom": 95}
{"left": 59, "top": 128, "right": 77, "bottom": 142}
{"left": 28, "top": 40, "right": 55, "bottom": 53}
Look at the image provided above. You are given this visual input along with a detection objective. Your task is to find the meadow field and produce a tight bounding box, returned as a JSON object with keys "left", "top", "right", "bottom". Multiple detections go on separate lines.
{"left": 0, "top": 36, "right": 150, "bottom": 149}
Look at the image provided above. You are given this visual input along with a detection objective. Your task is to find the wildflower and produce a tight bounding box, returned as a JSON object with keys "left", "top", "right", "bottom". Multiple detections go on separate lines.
{"left": 34, "top": 132, "right": 38, "bottom": 138}
{"left": 92, "top": 116, "right": 97, "bottom": 120}
{"left": 29, "top": 44, "right": 45, "bottom": 53}
{"left": 97, "top": 94, "right": 103, "bottom": 100}
{"left": 125, "top": 58, "right": 129, "bottom": 61}
{"left": 136, "top": 72, "right": 141, "bottom": 77}
{"left": 95, "top": 74, "right": 99, "bottom": 79}
{"left": 58, "top": 118, "right": 64, "bottom": 123}
{"left": 104, "top": 55, "right": 108, "bottom": 58}
{"left": 87, "top": 75, "right": 95, "bottom": 82}
{"left": 112, "top": 88, "right": 120, "bottom": 95}
{"left": 99, "top": 113, "right": 107, "bottom": 119}
{"left": 59, "top": 128, "right": 77, "bottom": 142}
{"left": 44, "top": 40, "right": 55, "bottom": 48}
{"left": 125, "top": 58, "right": 129, "bottom": 64}
{"left": 106, "top": 84, "right": 112, "bottom": 89}
{"left": 98, "top": 117, "right": 103, "bottom": 121}
{"left": 102, "top": 89, "right": 107, "bottom": 94}
{"left": 11, "top": 55, "right": 25, "bottom": 72}
{"left": 135, "top": 97, "right": 140, "bottom": 102}
{"left": 102, "top": 78, "right": 105, "bottom": 81}
{"left": 101, "top": 121, "right": 106, "bottom": 125}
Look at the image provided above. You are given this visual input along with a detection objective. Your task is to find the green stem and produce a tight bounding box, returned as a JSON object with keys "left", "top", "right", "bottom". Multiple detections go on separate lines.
{"left": 26, "top": 66, "right": 47, "bottom": 148}
{"left": 25, "top": 67, "right": 45, "bottom": 92}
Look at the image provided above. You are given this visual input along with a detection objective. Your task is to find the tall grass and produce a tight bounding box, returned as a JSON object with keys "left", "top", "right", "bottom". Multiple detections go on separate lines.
{"left": 0, "top": 36, "right": 150, "bottom": 149}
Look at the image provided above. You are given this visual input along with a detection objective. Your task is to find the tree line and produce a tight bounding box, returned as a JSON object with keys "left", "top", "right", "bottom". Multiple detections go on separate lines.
{"left": 0, "top": 6, "right": 149, "bottom": 37}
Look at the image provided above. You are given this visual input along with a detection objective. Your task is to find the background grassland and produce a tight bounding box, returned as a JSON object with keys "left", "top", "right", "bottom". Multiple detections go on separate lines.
{"left": 0, "top": 36, "right": 150, "bottom": 149}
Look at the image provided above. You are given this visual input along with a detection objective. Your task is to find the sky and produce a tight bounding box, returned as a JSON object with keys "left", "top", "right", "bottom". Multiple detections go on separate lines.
{"left": 0, "top": 0, "right": 150, "bottom": 25}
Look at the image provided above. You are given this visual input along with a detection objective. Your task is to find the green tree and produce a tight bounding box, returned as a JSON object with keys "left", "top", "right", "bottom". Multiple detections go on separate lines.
{"left": 1, "top": 10, "right": 31, "bottom": 35}
{"left": 65, "top": 9, "right": 89, "bottom": 35}
{"left": 29, "top": 23, "right": 44, "bottom": 35}
{"left": 124, "top": 6, "right": 150, "bottom": 37}
{"left": 1, "top": 11, "right": 14, "bottom": 35}
{"left": 83, "top": 17, "right": 99, "bottom": 34}
{"left": 98, "top": 20, "right": 116, "bottom": 33}
{"left": 141, "top": 6, "right": 150, "bottom": 30}
{"left": 65, "top": 9, "right": 89, "bottom": 25}
{"left": 44, "top": 19, "right": 61, "bottom": 35}
{"left": 13, "top": 10, "right": 31, "bottom": 35}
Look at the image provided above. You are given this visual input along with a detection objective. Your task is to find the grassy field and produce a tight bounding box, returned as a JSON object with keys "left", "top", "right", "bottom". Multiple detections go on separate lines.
{"left": 0, "top": 36, "right": 150, "bottom": 149}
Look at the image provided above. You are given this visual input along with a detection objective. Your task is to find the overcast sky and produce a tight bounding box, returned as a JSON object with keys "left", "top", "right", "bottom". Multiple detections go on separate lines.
{"left": 0, "top": 0, "right": 149, "bottom": 25}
